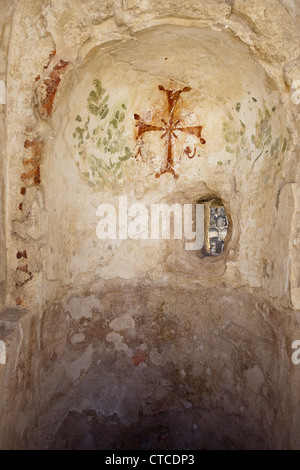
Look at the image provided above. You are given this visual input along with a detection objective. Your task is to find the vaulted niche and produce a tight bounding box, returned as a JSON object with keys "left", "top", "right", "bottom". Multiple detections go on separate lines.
{"left": 2, "top": 15, "right": 294, "bottom": 451}
{"left": 197, "top": 197, "right": 230, "bottom": 258}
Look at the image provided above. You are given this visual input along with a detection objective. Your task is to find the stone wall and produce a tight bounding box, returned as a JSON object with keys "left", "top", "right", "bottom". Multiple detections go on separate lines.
{"left": 3, "top": 0, "right": 299, "bottom": 312}
{"left": 0, "top": 1, "right": 13, "bottom": 311}
{"left": 0, "top": 0, "right": 300, "bottom": 450}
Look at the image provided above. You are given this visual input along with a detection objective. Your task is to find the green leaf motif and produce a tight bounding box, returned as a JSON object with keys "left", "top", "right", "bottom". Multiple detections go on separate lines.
{"left": 99, "top": 95, "right": 109, "bottom": 109}
{"left": 100, "top": 108, "right": 109, "bottom": 120}
{"left": 88, "top": 90, "right": 98, "bottom": 101}
{"left": 282, "top": 137, "right": 287, "bottom": 153}
{"left": 265, "top": 134, "right": 272, "bottom": 146}
{"left": 222, "top": 99, "right": 291, "bottom": 170}
{"left": 73, "top": 78, "right": 132, "bottom": 189}
{"left": 93, "top": 79, "right": 104, "bottom": 96}
{"left": 75, "top": 127, "right": 84, "bottom": 139}
{"left": 223, "top": 122, "right": 239, "bottom": 144}
{"left": 110, "top": 118, "right": 118, "bottom": 129}
{"left": 88, "top": 104, "right": 99, "bottom": 115}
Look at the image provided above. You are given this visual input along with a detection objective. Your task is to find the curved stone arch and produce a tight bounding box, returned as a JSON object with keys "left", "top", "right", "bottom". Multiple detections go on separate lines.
{"left": 3, "top": 0, "right": 298, "bottom": 309}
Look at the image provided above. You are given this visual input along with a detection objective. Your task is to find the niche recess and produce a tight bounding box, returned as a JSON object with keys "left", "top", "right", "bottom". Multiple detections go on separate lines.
{"left": 197, "top": 197, "right": 230, "bottom": 258}
{"left": 42, "top": 23, "right": 286, "bottom": 286}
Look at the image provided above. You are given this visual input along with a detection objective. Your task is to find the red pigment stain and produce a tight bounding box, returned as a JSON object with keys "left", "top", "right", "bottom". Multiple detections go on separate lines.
{"left": 44, "top": 50, "right": 56, "bottom": 69}
{"left": 21, "top": 138, "right": 43, "bottom": 186}
{"left": 134, "top": 85, "right": 206, "bottom": 179}
{"left": 15, "top": 264, "right": 33, "bottom": 289}
{"left": 132, "top": 349, "right": 147, "bottom": 366}
{"left": 24, "top": 139, "right": 32, "bottom": 149}
{"left": 39, "top": 59, "right": 69, "bottom": 118}
{"left": 21, "top": 167, "right": 41, "bottom": 185}
{"left": 15, "top": 297, "right": 29, "bottom": 307}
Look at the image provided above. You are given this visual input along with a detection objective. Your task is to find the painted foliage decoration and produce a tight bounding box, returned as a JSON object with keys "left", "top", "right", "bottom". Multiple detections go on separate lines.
{"left": 72, "top": 79, "right": 132, "bottom": 188}
{"left": 222, "top": 97, "right": 292, "bottom": 171}
{"left": 72, "top": 81, "right": 207, "bottom": 186}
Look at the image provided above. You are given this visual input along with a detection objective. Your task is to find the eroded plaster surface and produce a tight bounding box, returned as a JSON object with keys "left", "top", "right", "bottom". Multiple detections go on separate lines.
{"left": 0, "top": 0, "right": 300, "bottom": 450}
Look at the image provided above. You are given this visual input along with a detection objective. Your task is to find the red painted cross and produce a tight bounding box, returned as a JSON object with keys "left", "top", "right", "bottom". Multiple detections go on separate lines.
{"left": 134, "top": 85, "right": 206, "bottom": 179}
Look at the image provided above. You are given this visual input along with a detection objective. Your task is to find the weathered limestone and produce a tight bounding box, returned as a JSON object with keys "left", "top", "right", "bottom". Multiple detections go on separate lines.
{"left": 0, "top": 1, "right": 13, "bottom": 312}
{"left": 0, "top": 0, "right": 299, "bottom": 450}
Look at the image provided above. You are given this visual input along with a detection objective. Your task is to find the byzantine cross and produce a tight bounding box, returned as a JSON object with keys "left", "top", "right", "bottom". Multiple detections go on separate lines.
{"left": 134, "top": 85, "right": 206, "bottom": 179}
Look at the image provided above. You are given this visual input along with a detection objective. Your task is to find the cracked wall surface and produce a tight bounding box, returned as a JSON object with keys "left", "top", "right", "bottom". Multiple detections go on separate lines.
{"left": 0, "top": 0, "right": 300, "bottom": 450}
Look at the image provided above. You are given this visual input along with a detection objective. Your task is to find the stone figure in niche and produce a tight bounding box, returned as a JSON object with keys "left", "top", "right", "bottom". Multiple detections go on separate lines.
{"left": 134, "top": 85, "right": 206, "bottom": 178}
{"left": 209, "top": 207, "right": 228, "bottom": 255}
